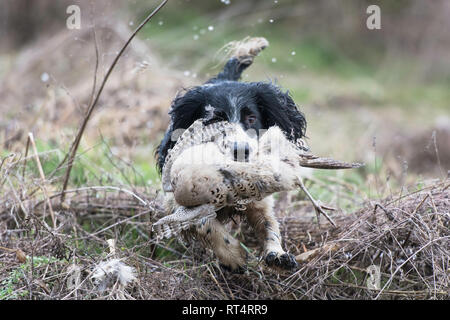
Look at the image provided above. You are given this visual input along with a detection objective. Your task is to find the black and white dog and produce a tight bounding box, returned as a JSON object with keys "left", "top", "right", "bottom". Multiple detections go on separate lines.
{"left": 156, "top": 38, "right": 306, "bottom": 271}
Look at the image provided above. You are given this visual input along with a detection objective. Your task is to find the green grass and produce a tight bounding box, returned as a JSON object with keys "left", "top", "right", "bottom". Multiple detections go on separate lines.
{"left": 21, "top": 138, "right": 159, "bottom": 188}
{"left": 330, "top": 267, "right": 367, "bottom": 286}
{"left": 0, "top": 256, "right": 61, "bottom": 300}
{"left": 139, "top": 9, "right": 372, "bottom": 79}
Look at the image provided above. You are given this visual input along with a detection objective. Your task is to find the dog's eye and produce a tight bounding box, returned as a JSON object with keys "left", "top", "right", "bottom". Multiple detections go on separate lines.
{"left": 245, "top": 114, "right": 257, "bottom": 125}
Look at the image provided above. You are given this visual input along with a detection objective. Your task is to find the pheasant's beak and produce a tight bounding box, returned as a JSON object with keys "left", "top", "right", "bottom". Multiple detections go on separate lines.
{"left": 226, "top": 122, "right": 259, "bottom": 162}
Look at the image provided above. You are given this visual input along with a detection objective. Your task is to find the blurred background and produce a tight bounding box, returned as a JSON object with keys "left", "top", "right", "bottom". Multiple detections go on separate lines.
{"left": 1, "top": 0, "right": 449, "bottom": 207}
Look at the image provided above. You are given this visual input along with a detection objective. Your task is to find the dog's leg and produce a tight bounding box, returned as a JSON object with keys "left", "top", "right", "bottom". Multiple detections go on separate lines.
{"left": 245, "top": 197, "right": 298, "bottom": 270}
{"left": 195, "top": 218, "right": 247, "bottom": 272}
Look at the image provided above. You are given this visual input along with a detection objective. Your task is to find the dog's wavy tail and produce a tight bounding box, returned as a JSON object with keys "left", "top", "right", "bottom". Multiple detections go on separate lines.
{"left": 210, "top": 37, "right": 269, "bottom": 82}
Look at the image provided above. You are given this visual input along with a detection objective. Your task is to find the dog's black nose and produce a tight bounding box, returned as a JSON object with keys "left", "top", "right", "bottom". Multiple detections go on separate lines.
{"left": 233, "top": 141, "right": 250, "bottom": 162}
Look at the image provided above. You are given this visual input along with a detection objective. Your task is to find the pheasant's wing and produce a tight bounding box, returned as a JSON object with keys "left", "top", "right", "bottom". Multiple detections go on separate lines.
{"left": 152, "top": 204, "right": 216, "bottom": 240}
{"left": 217, "top": 160, "right": 299, "bottom": 206}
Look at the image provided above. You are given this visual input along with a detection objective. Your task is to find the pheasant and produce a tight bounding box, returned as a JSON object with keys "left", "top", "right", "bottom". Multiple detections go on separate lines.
{"left": 152, "top": 119, "right": 362, "bottom": 240}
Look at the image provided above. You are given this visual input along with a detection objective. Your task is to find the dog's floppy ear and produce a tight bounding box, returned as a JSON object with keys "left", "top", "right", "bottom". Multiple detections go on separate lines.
{"left": 155, "top": 87, "right": 206, "bottom": 173}
{"left": 253, "top": 82, "right": 306, "bottom": 141}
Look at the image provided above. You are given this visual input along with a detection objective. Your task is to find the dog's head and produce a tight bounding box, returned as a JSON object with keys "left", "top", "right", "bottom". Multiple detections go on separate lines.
{"left": 156, "top": 81, "right": 306, "bottom": 172}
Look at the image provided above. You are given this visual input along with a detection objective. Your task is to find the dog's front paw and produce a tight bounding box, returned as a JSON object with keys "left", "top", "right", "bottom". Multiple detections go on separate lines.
{"left": 265, "top": 251, "right": 298, "bottom": 270}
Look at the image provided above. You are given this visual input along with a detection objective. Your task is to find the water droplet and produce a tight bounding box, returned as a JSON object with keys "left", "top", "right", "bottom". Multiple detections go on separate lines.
{"left": 158, "top": 21, "right": 163, "bottom": 26}
{"left": 208, "top": 25, "right": 214, "bottom": 31}
{"left": 257, "top": 18, "right": 263, "bottom": 23}
{"left": 40, "top": 72, "right": 49, "bottom": 82}
{"left": 274, "top": 0, "right": 278, "bottom": 3}
{"left": 129, "top": 21, "right": 134, "bottom": 26}
{"left": 193, "top": 34, "right": 199, "bottom": 40}
{"left": 291, "top": 51, "right": 296, "bottom": 56}
{"left": 271, "top": 57, "right": 277, "bottom": 63}
{"left": 221, "top": 0, "right": 231, "bottom": 5}
{"left": 200, "top": 29, "right": 206, "bottom": 35}
{"left": 269, "top": 19, "right": 274, "bottom": 23}
{"left": 184, "top": 70, "right": 191, "bottom": 77}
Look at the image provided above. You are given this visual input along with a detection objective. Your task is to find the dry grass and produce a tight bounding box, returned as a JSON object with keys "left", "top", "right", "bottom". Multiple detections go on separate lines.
{"left": 1, "top": 146, "right": 448, "bottom": 299}
{"left": 1, "top": 7, "right": 449, "bottom": 300}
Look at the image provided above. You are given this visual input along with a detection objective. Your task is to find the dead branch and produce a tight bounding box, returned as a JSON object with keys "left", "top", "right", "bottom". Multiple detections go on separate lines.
{"left": 28, "top": 132, "right": 56, "bottom": 228}
{"left": 60, "top": 0, "right": 168, "bottom": 203}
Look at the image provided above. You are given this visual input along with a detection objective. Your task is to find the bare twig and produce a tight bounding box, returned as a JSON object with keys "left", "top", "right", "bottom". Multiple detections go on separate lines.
{"left": 0, "top": 153, "right": 16, "bottom": 172}
{"left": 297, "top": 176, "right": 337, "bottom": 227}
{"left": 21, "top": 135, "right": 31, "bottom": 184}
{"left": 88, "top": 2, "right": 100, "bottom": 111}
{"left": 206, "top": 265, "right": 229, "bottom": 299}
{"left": 53, "top": 23, "right": 100, "bottom": 172}
{"left": 373, "top": 202, "right": 394, "bottom": 221}
{"left": 431, "top": 130, "right": 445, "bottom": 180}
{"left": 29, "top": 132, "right": 56, "bottom": 228}
{"left": 60, "top": 0, "right": 168, "bottom": 203}
{"left": 374, "top": 236, "right": 450, "bottom": 299}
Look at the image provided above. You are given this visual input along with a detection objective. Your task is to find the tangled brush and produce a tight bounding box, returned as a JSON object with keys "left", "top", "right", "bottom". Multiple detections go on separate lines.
{"left": 280, "top": 181, "right": 449, "bottom": 299}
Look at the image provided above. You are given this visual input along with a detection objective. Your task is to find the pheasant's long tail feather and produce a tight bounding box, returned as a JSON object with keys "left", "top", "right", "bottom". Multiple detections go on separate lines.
{"left": 299, "top": 156, "right": 364, "bottom": 169}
